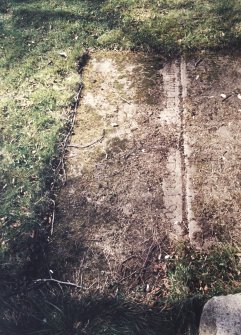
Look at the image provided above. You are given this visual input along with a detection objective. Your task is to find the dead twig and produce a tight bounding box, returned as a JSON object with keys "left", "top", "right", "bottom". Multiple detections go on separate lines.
{"left": 119, "top": 95, "right": 131, "bottom": 104}
{"left": 84, "top": 239, "right": 102, "bottom": 242}
{"left": 55, "top": 84, "right": 83, "bottom": 184}
{"left": 222, "top": 94, "right": 232, "bottom": 102}
{"left": 118, "top": 255, "right": 141, "bottom": 276}
{"left": 67, "top": 130, "right": 105, "bottom": 149}
{"left": 142, "top": 243, "right": 157, "bottom": 271}
{"left": 50, "top": 199, "right": 55, "bottom": 236}
{"left": 195, "top": 58, "right": 203, "bottom": 67}
{"left": 3, "top": 277, "right": 83, "bottom": 298}
{"left": 33, "top": 278, "right": 83, "bottom": 289}
{"left": 121, "top": 255, "right": 139, "bottom": 265}
{"left": 118, "top": 270, "right": 139, "bottom": 283}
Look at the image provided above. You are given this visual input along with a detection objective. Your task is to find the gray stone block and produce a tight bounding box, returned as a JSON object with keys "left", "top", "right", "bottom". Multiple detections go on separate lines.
{"left": 199, "top": 293, "right": 241, "bottom": 335}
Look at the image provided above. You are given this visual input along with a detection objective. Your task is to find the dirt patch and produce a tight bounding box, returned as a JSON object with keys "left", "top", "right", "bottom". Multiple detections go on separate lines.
{"left": 51, "top": 52, "right": 182, "bottom": 301}
{"left": 50, "top": 51, "right": 241, "bottom": 303}
{"left": 185, "top": 53, "right": 241, "bottom": 248}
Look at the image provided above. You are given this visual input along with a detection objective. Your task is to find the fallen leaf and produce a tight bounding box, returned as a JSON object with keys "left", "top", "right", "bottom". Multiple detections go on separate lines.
{"left": 111, "top": 123, "right": 119, "bottom": 127}
{"left": 58, "top": 51, "right": 67, "bottom": 58}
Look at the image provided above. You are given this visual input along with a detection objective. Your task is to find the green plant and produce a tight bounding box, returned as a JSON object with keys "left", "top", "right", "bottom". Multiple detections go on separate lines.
{"left": 167, "top": 244, "right": 241, "bottom": 301}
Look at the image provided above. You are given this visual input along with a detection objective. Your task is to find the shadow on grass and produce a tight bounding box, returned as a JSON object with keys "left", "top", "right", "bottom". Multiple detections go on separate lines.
{"left": 0, "top": 288, "right": 204, "bottom": 335}
{"left": 12, "top": 8, "right": 86, "bottom": 28}
{"left": 0, "top": 1, "right": 103, "bottom": 66}
{"left": 1, "top": 0, "right": 241, "bottom": 68}
{"left": 208, "top": 0, "right": 241, "bottom": 46}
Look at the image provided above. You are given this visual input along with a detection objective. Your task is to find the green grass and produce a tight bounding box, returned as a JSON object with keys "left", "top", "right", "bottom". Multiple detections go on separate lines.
{"left": 166, "top": 244, "right": 241, "bottom": 301}
{"left": 1, "top": 0, "right": 241, "bottom": 333}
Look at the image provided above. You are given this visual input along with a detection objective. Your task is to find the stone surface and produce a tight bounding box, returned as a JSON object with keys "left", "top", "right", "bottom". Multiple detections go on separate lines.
{"left": 199, "top": 294, "right": 241, "bottom": 335}
{"left": 50, "top": 52, "right": 241, "bottom": 303}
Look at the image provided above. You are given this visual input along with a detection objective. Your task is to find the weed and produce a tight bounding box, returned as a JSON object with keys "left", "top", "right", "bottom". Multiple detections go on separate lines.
{"left": 166, "top": 243, "right": 241, "bottom": 301}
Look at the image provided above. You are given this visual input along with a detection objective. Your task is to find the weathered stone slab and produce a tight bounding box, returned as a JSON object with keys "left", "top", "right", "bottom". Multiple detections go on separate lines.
{"left": 51, "top": 51, "right": 241, "bottom": 302}
{"left": 199, "top": 294, "right": 241, "bottom": 335}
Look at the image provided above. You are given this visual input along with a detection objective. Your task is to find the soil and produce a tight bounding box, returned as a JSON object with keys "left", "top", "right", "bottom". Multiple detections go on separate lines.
{"left": 50, "top": 51, "right": 241, "bottom": 303}
{"left": 186, "top": 54, "right": 241, "bottom": 248}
